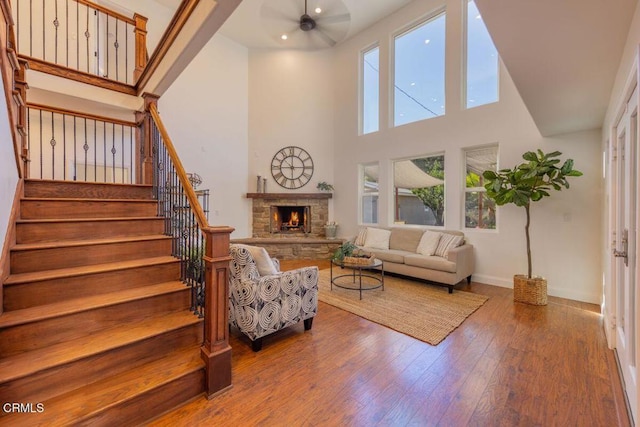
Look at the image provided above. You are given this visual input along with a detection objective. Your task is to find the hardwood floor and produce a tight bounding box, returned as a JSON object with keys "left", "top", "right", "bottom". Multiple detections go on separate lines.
{"left": 149, "top": 260, "right": 630, "bottom": 426}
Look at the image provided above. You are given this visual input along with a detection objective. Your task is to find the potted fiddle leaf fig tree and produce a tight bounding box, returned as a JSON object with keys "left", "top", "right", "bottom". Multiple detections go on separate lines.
{"left": 482, "top": 150, "right": 582, "bottom": 305}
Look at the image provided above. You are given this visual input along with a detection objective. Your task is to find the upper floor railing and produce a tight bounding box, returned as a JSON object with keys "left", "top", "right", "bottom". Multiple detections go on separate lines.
{"left": 12, "top": 0, "right": 147, "bottom": 87}
{"left": 26, "top": 102, "right": 138, "bottom": 183}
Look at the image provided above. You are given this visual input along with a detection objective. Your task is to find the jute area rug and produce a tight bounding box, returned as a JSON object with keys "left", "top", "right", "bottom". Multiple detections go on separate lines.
{"left": 317, "top": 268, "right": 489, "bottom": 345}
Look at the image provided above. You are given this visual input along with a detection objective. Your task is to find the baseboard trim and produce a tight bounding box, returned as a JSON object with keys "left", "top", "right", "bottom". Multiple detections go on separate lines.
{"left": 0, "top": 178, "right": 23, "bottom": 314}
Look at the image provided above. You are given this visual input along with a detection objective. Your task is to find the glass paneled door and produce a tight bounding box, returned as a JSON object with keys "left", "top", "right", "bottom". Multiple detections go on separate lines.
{"left": 613, "top": 85, "right": 638, "bottom": 420}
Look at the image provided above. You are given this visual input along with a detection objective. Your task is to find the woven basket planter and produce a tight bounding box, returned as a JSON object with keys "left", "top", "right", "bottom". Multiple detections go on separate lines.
{"left": 513, "top": 275, "right": 547, "bottom": 305}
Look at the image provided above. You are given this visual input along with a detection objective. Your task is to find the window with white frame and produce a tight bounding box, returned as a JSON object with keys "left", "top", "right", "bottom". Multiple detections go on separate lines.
{"left": 394, "top": 12, "right": 446, "bottom": 126}
{"left": 464, "top": 145, "right": 498, "bottom": 229}
{"left": 361, "top": 163, "right": 379, "bottom": 224}
{"left": 465, "top": 0, "right": 499, "bottom": 108}
{"left": 393, "top": 155, "right": 445, "bottom": 226}
{"left": 361, "top": 46, "right": 380, "bottom": 134}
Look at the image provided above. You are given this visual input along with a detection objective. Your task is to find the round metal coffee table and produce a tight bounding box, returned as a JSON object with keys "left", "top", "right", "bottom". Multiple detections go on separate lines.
{"left": 330, "top": 258, "right": 384, "bottom": 300}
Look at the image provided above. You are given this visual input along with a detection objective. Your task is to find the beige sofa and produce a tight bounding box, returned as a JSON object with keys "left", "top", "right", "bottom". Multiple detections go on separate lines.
{"left": 354, "top": 227, "right": 474, "bottom": 293}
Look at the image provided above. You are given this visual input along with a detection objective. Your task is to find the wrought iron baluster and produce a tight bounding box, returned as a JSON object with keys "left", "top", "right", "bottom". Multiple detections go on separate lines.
{"left": 39, "top": 109, "right": 42, "bottom": 179}
{"left": 41, "top": 0, "right": 44, "bottom": 61}
{"left": 83, "top": 117, "right": 89, "bottom": 181}
{"left": 76, "top": 0, "right": 79, "bottom": 70}
{"left": 111, "top": 122, "right": 116, "bottom": 183}
{"left": 114, "top": 18, "right": 119, "bottom": 82}
{"left": 85, "top": 5, "right": 90, "bottom": 73}
{"left": 66, "top": 0, "right": 69, "bottom": 67}
{"left": 62, "top": 113, "right": 66, "bottom": 179}
{"left": 94, "top": 119, "right": 97, "bottom": 181}
{"left": 29, "top": 0, "right": 33, "bottom": 57}
{"left": 54, "top": 0, "right": 59, "bottom": 63}
{"left": 50, "top": 111, "right": 56, "bottom": 180}
{"left": 73, "top": 115, "right": 77, "bottom": 181}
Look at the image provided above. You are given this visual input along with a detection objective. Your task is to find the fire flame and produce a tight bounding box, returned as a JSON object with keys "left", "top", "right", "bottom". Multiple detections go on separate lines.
{"left": 289, "top": 211, "right": 299, "bottom": 226}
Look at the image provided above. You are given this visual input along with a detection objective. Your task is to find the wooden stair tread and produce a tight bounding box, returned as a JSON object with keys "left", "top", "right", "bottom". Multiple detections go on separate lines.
{"left": 1, "top": 346, "right": 203, "bottom": 425}
{"left": 16, "top": 216, "right": 162, "bottom": 224}
{"left": 12, "top": 234, "right": 172, "bottom": 251}
{"left": 4, "top": 256, "right": 179, "bottom": 285}
{"left": 0, "top": 281, "right": 189, "bottom": 328}
{"left": 25, "top": 179, "right": 153, "bottom": 189}
{"left": 21, "top": 197, "right": 157, "bottom": 203}
{"left": 0, "top": 311, "right": 202, "bottom": 383}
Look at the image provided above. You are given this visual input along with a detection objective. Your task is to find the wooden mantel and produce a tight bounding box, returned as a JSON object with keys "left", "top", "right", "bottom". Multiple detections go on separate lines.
{"left": 246, "top": 193, "right": 332, "bottom": 199}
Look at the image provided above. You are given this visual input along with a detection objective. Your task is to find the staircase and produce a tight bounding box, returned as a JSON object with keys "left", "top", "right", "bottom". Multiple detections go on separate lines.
{"left": 0, "top": 179, "right": 206, "bottom": 425}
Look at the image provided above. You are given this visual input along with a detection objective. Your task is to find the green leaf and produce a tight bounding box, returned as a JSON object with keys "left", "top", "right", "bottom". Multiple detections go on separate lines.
{"left": 522, "top": 151, "right": 538, "bottom": 162}
{"left": 546, "top": 151, "right": 562, "bottom": 158}
{"left": 567, "top": 170, "right": 583, "bottom": 177}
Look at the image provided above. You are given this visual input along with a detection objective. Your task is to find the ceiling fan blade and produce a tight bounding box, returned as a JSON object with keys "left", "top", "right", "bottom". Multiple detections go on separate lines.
{"left": 315, "top": 28, "right": 337, "bottom": 46}
{"left": 262, "top": 3, "right": 298, "bottom": 24}
{"left": 316, "top": 13, "right": 350, "bottom": 25}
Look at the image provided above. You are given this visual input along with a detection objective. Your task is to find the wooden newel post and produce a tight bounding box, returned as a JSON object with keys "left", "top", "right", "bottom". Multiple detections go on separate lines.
{"left": 201, "top": 225, "right": 234, "bottom": 398}
{"left": 133, "top": 14, "right": 148, "bottom": 82}
{"left": 136, "top": 93, "right": 159, "bottom": 185}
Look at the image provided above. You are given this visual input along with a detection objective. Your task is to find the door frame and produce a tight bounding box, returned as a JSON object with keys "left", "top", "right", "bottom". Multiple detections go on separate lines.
{"left": 605, "top": 48, "right": 640, "bottom": 423}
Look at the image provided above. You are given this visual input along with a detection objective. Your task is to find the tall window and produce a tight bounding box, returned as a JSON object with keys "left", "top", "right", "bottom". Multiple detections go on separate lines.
{"left": 361, "top": 163, "right": 379, "bottom": 224}
{"left": 466, "top": 0, "right": 499, "bottom": 108}
{"left": 464, "top": 145, "right": 498, "bottom": 229}
{"left": 362, "top": 46, "right": 379, "bottom": 134}
{"left": 393, "top": 155, "right": 445, "bottom": 226}
{"left": 394, "top": 12, "right": 446, "bottom": 126}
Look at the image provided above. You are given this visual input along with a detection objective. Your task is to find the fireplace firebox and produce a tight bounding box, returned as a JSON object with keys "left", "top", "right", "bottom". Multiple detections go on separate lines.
{"left": 271, "top": 205, "right": 311, "bottom": 234}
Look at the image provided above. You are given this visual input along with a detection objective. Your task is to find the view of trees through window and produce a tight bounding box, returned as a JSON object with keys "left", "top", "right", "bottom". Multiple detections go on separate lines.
{"left": 393, "top": 155, "right": 445, "bottom": 226}
{"left": 464, "top": 145, "right": 498, "bottom": 229}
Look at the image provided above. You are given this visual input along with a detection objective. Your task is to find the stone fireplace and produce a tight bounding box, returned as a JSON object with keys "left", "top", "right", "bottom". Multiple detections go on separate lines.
{"left": 233, "top": 192, "right": 342, "bottom": 260}
{"left": 247, "top": 193, "right": 331, "bottom": 238}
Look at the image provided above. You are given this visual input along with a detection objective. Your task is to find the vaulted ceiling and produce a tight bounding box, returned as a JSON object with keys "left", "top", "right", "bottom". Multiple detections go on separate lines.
{"left": 161, "top": 0, "right": 638, "bottom": 137}
{"left": 476, "top": 0, "right": 637, "bottom": 136}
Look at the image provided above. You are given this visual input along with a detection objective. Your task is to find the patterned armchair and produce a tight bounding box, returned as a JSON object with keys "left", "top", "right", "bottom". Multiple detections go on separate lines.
{"left": 229, "top": 244, "right": 319, "bottom": 351}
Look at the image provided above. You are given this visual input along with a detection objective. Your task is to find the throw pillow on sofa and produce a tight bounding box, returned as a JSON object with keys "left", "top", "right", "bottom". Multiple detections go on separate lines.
{"left": 354, "top": 228, "right": 368, "bottom": 246}
{"left": 417, "top": 230, "right": 442, "bottom": 256}
{"left": 434, "top": 234, "right": 463, "bottom": 257}
{"left": 364, "top": 227, "right": 391, "bottom": 250}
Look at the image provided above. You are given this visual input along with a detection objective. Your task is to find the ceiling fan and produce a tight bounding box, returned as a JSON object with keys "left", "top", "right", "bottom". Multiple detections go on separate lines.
{"left": 261, "top": 0, "right": 351, "bottom": 49}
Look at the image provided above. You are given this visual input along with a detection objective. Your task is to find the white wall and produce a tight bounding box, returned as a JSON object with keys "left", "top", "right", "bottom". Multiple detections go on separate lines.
{"left": 248, "top": 48, "right": 336, "bottom": 204}
{"left": 161, "top": 34, "right": 250, "bottom": 237}
{"left": 330, "top": 0, "right": 603, "bottom": 303}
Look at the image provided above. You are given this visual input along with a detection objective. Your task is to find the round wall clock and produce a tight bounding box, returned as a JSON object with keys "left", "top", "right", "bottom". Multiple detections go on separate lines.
{"left": 271, "top": 146, "right": 314, "bottom": 189}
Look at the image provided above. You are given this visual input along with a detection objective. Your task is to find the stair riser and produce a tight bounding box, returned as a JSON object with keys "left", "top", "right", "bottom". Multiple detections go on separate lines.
{"left": 21, "top": 199, "right": 158, "bottom": 219}
{"left": 11, "top": 239, "right": 172, "bottom": 274}
{"left": 16, "top": 219, "right": 165, "bottom": 244}
{"left": 0, "top": 324, "right": 203, "bottom": 404}
{"left": 78, "top": 370, "right": 205, "bottom": 427}
{"left": 0, "top": 290, "right": 192, "bottom": 357}
{"left": 4, "top": 262, "right": 180, "bottom": 310}
{"left": 25, "top": 180, "right": 154, "bottom": 200}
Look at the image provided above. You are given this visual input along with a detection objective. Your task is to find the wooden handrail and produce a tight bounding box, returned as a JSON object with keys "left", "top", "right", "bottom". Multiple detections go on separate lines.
{"left": 148, "top": 103, "right": 208, "bottom": 230}
{"left": 74, "top": 0, "right": 136, "bottom": 25}
{"left": 27, "top": 102, "right": 136, "bottom": 127}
